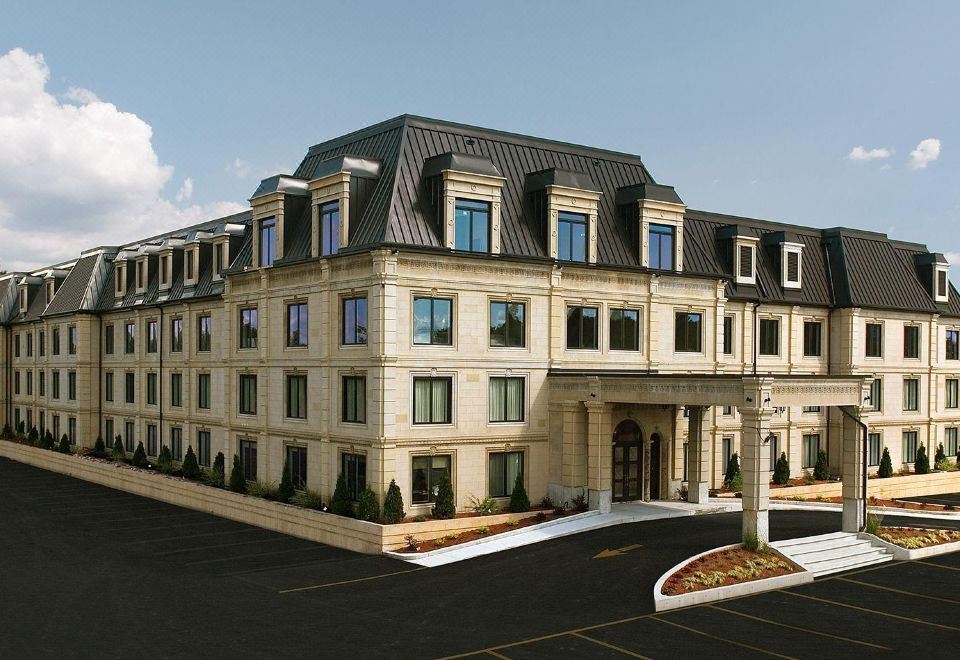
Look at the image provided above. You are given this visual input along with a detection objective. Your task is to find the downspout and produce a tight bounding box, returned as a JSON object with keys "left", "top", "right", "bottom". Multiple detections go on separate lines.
{"left": 159, "top": 305, "right": 163, "bottom": 453}
{"left": 838, "top": 405, "right": 869, "bottom": 530}
{"left": 823, "top": 241, "right": 837, "bottom": 482}
{"left": 752, "top": 302, "right": 759, "bottom": 375}
{"left": 98, "top": 315, "right": 102, "bottom": 440}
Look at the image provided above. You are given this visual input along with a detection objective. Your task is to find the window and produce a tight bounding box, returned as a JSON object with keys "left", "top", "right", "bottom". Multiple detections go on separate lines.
{"left": 785, "top": 250, "right": 801, "bottom": 285}
{"left": 413, "top": 377, "right": 452, "bottom": 424}
{"left": 239, "top": 375, "right": 257, "bottom": 415}
{"left": 214, "top": 242, "right": 225, "bottom": 276}
{"left": 866, "top": 432, "right": 882, "bottom": 467}
{"left": 286, "top": 303, "right": 308, "bottom": 347}
{"left": 197, "top": 431, "right": 211, "bottom": 467}
{"left": 136, "top": 261, "right": 144, "bottom": 290}
{"left": 903, "top": 378, "right": 919, "bottom": 412}
{"left": 26, "top": 333, "right": 32, "bottom": 357}
{"left": 170, "top": 427, "right": 182, "bottom": 461}
{"left": 454, "top": 199, "right": 489, "bottom": 253}
{"left": 412, "top": 454, "right": 451, "bottom": 504}
{"left": 197, "top": 373, "right": 210, "bottom": 410}
{"left": 124, "top": 421, "right": 134, "bottom": 452}
{"left": 239, "top": 308, "right": 258, "bottom": 349}
{"left": 489, "top": 377, "right": 525, "bottom": 423}
{"left": 609, "top": 308, "right": 640, "bottom": 351}
{"left": 723, "top": 316, "right": 734, "bottom": 355}
{"left": 904, "top": 325, "right": 921, "bottom": 359}
{"left": 146, "top": 424, "right": 158, "bottom": 456}
{"left": 52, "top": 414, "right": 60, "bottom": 441}
{"left": 68, "top": 417, "right": 76, "bottom": 445}
{"left": 286, "top": 445, "right": 308, "bottom": 490}
{"left": 413, "top": 297, "right": 453, "bottom": 346}
{"left": 342, "top": 376, "right": 366, "bottom": 424}
{"left": 124, "top": 322, "right": 135, "bottom": 354}
{"left": 68, "top": 371, "right": 76, "bottom": 400}
{"left": 115, "top": 266, "right": 123, "bottom": 294}
{"left": 320, "top": 201, "right": 340, "bottom": 256}
{"left": 52, "top": 371, "right": 60, "bottom": 399}
{"left": 14, "top": 334, "right": 20, "bottom": 358}
{"left": 125, "top": 372, "right": 135, "bottom": 403}
{"left": 721, "top": 437, "right": 733, "bottom": 472}
{"left": 104, "top": 324, "right": 114, "bottom": 354}
{"left": 25, "top": 371, "right": 32, "bottom": 396}
{"left": 240, "top": 439, "right": 257, "bottom": 481}
{"left": 260, "top": 218, "right": 276, "bottom": 267}
{"left": 105, "top": 419, "right": 114, "bottom": 448}
{"left": 946, "top": 428, "right": 958, "bottom": 457}
{"left": 489, "top": 301, "right": 525, "bottom": 348}
{"left": 557, "top": 211, "right": 587, "bottom": 262}
{"left": 38, "top": 371, "right": 45, "bottom": 396}
{"left": 13, "top": 371, "right": 19, "bottom": 396}
{"left": 768, "top": 435, "right": 779, "bottom": 473}
{"left": 38, "top": 331, "right": 44, "bottom": 357}
{"left": 489, "top": 451, "right": 523, "bottom": 498}
{"left": 146, "top": 321, "right": 158, "bottom": 353}
{"left": 160, "top": 255, "right": 169, "bottom": 286}
{"left": 803, "top": 321, "right": 822, "bottom": 357}
{"left": 802, "top": 406, "right": 821, "bottom": 413}
{"left": 938, "top": 270, "right": 949, "bottom": 298}
{"left": 738, "top": 244, "right": 754, "bottom": 279}
{"left": 870, "top": 377, "right": 883, "bottom": 412}
{"left": 170, "top": 373, "right": 183, "bottom": 407}
{"left": 146, "top": 372, "right": 157, "bottom": 405}
{"left": 946, "top": 379, "right": 959, "bottom": 409}
{"left": 170, "top": 318, "right": 183, "bottom": 353}
{"left": 759, "top": 318, "right": 780, "bottom": 356}
{"left": 341, "top": 453, "right": 366, "bottom": 501}
{"left": 682, "top": 442, "right": 688, "bottom": 481}
{"left": 105, "top": 372, "right": 113, "bottom": 402}
{"left": 197, "top": 315, "right": 211, "bottom": 352}
{"left": 53, "top": 327, "right": 60, "bottom": 355}
{"left": 865, "top": 323, "right": 883, "bottom": 358}
{"left": 902, "top": 431, "right": 918, "bottom": 464}
{"left": 566, "top": 306, "right": 598, "bottom": 350}
{"left": 286, "top": 374, "right": 307, "bottom": 419}
{"left": 802, "top": 434, "right": 820, "bottom": 469}
{"left": 722, "top": 405, "right": 733, "bottom": 416}
{"left": 947, "top": 330, "right": 960, "bottom": 360}
{"left": 341, "top": 296, "right": 368, "bottom": 345}
{"left": 185, "top": 250, "right": 195, "bottom": 280}
{"left": 675, "top": 312, "right": 703, "bottom": 353}
{"left": 648, "top": 224, "right": 675, "bottom": 270}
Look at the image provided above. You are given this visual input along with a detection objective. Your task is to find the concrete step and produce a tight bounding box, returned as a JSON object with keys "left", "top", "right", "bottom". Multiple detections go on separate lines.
{"left": 772, "top": 531, "right": 896, "bottom": 578}
{"left": 771, "top": 531, "right": 852, "bottom": 550}
{"left": 810, "top": 552, "right": 893, "bottom": 577}
{"left": 777, "top": 536, "right": 866, "bottom": 556}
{"left": 789, "top": 541, "right": 879, "bottom": 564}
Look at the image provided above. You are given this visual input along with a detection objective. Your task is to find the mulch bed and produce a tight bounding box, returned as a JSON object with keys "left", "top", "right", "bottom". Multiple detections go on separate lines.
{"left": 398, "top": 511, "right": 576, "bottom": 553}
{"left": 770, "top": 494, "right": 956, "bottom": 511}
{"left": 661, "top": 546, "right": 800, "bottom": 596}
{"left": 876, "top": 526, "right": 960, "bottom": 549}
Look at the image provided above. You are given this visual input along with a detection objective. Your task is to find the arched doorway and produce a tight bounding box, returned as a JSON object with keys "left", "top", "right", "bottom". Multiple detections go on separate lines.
{"left": 648, "top": 433, "right": 661, "bottom": 500}
{"left": 612, "top": 420, "right": 643, "bottom": 502}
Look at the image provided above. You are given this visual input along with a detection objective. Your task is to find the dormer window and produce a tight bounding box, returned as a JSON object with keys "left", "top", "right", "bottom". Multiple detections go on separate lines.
{"left": 424, "top": 153, "right": 504, "bottom": 256}
{"left": 557, "top": 211, "right": 587, "bottom": 262}
{"left": 454, "top": 199, "right": 490, "bottom": 253}
{"left": 616, "top": 183, "right": 685, "bottom": 272}
{"left": 19, "top": 286, "right": 27, "bottom": 313}
{"left": 159, "top": 255, "right": 170, "bottom": 288}
{"left": 320, "top": 201, "right": 341, "bottom": 256}
{"left": 734, "top": 236, "right": 759, "bottom": 285}
{"left": 212, "top": 239, "right": 229, "bottom": 281}
{"left": 135, "top": 260, "right": 146, "bottom": 292}
{"left": 260, "top": 218, "right": 276, "bottom": 267}
{"left": 46, "top": 280, "right": 55, "bottom": 304}
{"left": 936, "top": 265, "right": 949, "bottom": 303}
{"left": 781, "top": 242, "right": 803, "bottom": 289}
{"left": 184, "top": 247, "right": 197, "bottom": 285}
{"left": 115, "top": 262, "right": 127, "bottom": 296}
{"left": 648, "top": 224, "right": 675, "bottom": 270}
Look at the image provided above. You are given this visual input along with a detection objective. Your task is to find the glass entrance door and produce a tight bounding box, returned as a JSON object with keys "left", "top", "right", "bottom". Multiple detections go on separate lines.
{"left": 613, "top": 440, "right": 643, "bottom": 501}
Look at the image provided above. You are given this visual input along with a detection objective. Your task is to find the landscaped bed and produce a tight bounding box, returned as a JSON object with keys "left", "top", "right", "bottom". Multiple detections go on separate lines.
{"left": 397, "top": 510, "right": 575, "bottom": 552}
{"left": 875, "top": 526, "right": 960, "bottom": 549}
{"left": 771, "top": 494, "right": 957, "bottom": 511}
{"left": 660, "top": 545, "right": 801, "bottom": 596}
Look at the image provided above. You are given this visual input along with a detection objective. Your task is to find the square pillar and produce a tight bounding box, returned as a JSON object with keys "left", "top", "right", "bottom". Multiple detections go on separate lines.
{"left": 584, "top": 401, "right": 611, "bottom": 513}
{"left": 740, "top": 407, "right": 773, "bottom": 543}
{"left": 685, "top": 405, "right": 710, "bottom": 503}
{"left": 840, "top": 406, "right": 866, "bottom": 533}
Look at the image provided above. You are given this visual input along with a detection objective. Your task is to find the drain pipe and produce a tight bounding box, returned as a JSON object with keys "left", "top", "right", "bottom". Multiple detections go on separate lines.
{"left": 838, "top": 405, "right": 869, "bottom": 529}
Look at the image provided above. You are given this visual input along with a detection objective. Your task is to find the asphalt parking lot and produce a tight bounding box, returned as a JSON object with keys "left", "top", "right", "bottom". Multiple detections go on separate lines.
{"left": 2, "top": 456, "right": 958, "bottom": 659}
{"left": 896, "top": 490, "right": 960, "bottom": 508}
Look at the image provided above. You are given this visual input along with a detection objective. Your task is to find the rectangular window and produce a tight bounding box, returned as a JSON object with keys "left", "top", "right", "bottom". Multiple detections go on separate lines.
{"left": 13, "top": 371, "right": 19, "bottom": 395}
{"left": 38, "top": 331, "right": 44, "bottom": 357}
{"left": 146, "top": 321, "right": 158, "bottom": 353}
{"left": 170, "top": 427, "right": 182, "bottom": 461}
{"left": 14, "top": 334, "right": 20, "bottom": 358}
{"left": 454, "top": 199, "right": 489, "bottom": 253}
{"left": 52, "top": 371, "right": 60, "bottom": 399}
{"left": 136, "top": 261, "right": 144, "bottom": 289}
{"left": 768, "top": 435, "right": 779, "bottom": 473}
{"left": 946, "top": 379, "right": 959, "bottom": 409}
{"left": 160, "top": 255, "right": 168, "bottom": 286}
{"left": 739, "top": 244, "right": 754, "bottom": 279}
{"left": 802, "top": 406, "right": 821, "bottom": 413}
{"left": 902, "top": 431, "right": 918, "bottom": 464}
{"left": 238, "top": 374, "right": 257, "bottom": 415}
{"left": 68, "top": 371, "right": 76, "bottom": 401}
{"left": 947, "top": 330, "right": 959, "bottom": 360}
{"left": 413, "top": 377, "right": 452, "bottom": 425}
{"left": 197, "top": 431, "right": 211, "bottom": 467}
{"left": 489, "top": 451, "right": 523, "bottom": 498}
{"left": 124, "top": 421, "right": 134, "bottom": 452}
{"left": 865, "top": 323, "right": 883, "bottom": 358}
{"left": 286, "top": 445, "right": 308, "bottom": 490}
{"left": 870, "top": 377, "right": 883, "bottom": 412}
{"left": 723, "top": 316, "right": 734, "bottom": 355}
{"left": 868, "top": 432, "right": 881, "bottom": 467}
{"left": 286, "top": 303, "right": 308, "bottom": 347}
{"left": 146, "top": 372, "right": 157, "bottom": 405}
{"left": 170, "top": 318, "right": 183, "bottom": 353}
{"left": 286, "top": 374, "right": 307, "bottom": 419}
{"left": 239, "top": 308, "right": 258, "bottom": 349}
{"left": 786, "top": 250, "right": 800, "bottom": 283}
{"left": 903, "top": 378, "right": 919, "bottom": 412}
{"left": 675, "top": 312, "right": 703, "bottom": 353}
{"left": 26, "top": 371, "right": 32, "bottom": 396}
{"left": 648, "top": 223, "right": 675, "bottom": 270}
{"left": 146, "top": 424, "right": 158, "bottom": 456}
{"left": 342, "top": 453, "right": 366, "bottom": 501}
{"left": 186, "top": 250, "right": 194, "bottom": 280}
{"left": 38, "top": 370, "right": 45, "bottom": 396}
{"left": 240, "top": 439, "right": 257, "bottom": 481}
{"left": 260, "top": 218, "right": 276, "bottom": 267}
{"left": 26, "top": 333, "right": 32, "bottom": 357}
{"left": 759, "top": 318, "right": 780, "bottom": 356}
{"left": 197, "top": 373, "right": 210, "bottom": 410}
{"left": 721, "top": 437, "right": 733, "bottom": 473}
{"left": 125, "top": 372, "right": 135, "bottom": 403}
{"left": 489, "top": 376, "right": 525, "bottom": 423}
{"left": 803, "top": 321, "right": 822, "bottom": 357}
{"left": 124, "top": 322, "right": 135, "bottom": 354}
{"left": 104, "top": 324, "right": 114, "bottom": 354}
{"left": 412, "top": 454, "right": 451, "bottom": 504}
{"left": 802, "top": 434, "right": 821, "bottom": 469}
{"left": 557, "top": 211, "right": 587, "bottom": 262}
{"left": 609, "top": 308, "right": 640, "bottom": 351}
{"left": 105, "top": 371, "right": 113, "bottom": 402}
{"left": 68, "top": 417, "right": 76, "bottom": 444}
{"left": 214, "top": 242, "right": 224, "bottom": 275}
{"left": 341, "top": 296, "right": 368, "bottom": 345}
{"left": 566, "top": 306, "right": 599, "bottom": 350}
{"left": 52, "top": 415, "right": 60, "bottom": 441}
{"left": 413, "top": 297, "right": 453, "bottom": 345}
{"left": 105, "top": 419, "right": 114, "bottom": 448}
{"left": 320, "top": 200, "right": 341, "bottom": 256}
{"left": 170, "top": 373, "right": 183, "bottom": 407}
{"left": 489, "top": 301, "right": 525, "bottom": 348}
{"left": 53, "top": 327, "right": 60, "bottom": 355}
{"left": 939, "top": 270, "right": 949, "bottom": 298}
{"left": 722, "top": 405, "right": 733, "bottom": 416}
{"left": 342, "top": 376, "right": 366, "bottom": 424}
{"left": 197, "top": 315, "right": 211, "bottom": 352}
{"left": 904, "top": 325, "right": 921, "bottom": 359}
{"left": 946, "top": 428, "right": 958, "bottom": 457}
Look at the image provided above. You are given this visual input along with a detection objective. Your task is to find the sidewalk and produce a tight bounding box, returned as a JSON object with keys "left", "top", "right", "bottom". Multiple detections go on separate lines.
{"left": 716, "top": 496, "right": 960, "bottom": 522}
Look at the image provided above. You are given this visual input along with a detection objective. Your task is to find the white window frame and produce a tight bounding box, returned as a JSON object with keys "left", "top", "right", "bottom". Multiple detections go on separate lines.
{"left": 734, "top": 236, "right": 760, "bottom": 285}
{"left": 781, "top": 242, "right": 804, "bottom": 289}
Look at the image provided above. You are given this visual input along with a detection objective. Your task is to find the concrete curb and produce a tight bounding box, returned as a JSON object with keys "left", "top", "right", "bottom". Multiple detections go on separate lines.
{"left": 858, "top": 530, "right": 960, "bottom": 561}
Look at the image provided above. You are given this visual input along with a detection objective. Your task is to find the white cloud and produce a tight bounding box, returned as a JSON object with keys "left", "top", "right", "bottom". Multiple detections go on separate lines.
{"left": 0, "top": 48, "right": 245, "bottom": 272}
{"left": 945, "top": 251, "right": 960, "bottom": 266}
{"left": 226, "top": 157, "right": 250, "bottom": 178}
{"left": 175, "top": 177, "right": 193, "bottom": 203}
{"left": 908, "top": 138, "right": 941, "bottom": 170}
{"left": 847, "top": 145, "right": 892, "bottom": 161}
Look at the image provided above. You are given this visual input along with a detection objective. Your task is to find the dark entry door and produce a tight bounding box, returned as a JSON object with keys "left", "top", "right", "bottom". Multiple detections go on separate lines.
{"left": 612, "top": 420, "right": 643, "bottom": 502}
{"left": 649, "top": 434, "right": 661, "bottom": 499}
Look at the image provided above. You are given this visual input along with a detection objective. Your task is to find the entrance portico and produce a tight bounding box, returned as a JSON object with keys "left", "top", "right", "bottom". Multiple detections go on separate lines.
{"left": 548, "top": 373, "right": 870, "bottom": 542}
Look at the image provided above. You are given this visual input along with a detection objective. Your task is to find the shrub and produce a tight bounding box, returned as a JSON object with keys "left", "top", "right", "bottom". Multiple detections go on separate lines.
{"left": 204, "top": 466, "right": 225, "bottom": 488}
{"left": 553, "top": 501, "right": 568, "bottom": 516}
{"left": 214, "top": 452, "right": 225, "bottom": 478}
{"left": 724, "top": 453, "right": 741, "bottom": 487}
{"left": 730, "top": 472, "right": 743, "bottom": 492}
{"left": 382, "top": 479, "right": 405, "bottom": 523}
{"left": 92, "top": 436, "right": 106, "bottom": 458}
{"left": 329, "top": 474, "right": 352, "bottom": 517}
{"left": 57, "top": 434, "right": 71, "bottom": 454}
{"left": 539, "top": 495, "right": 554, "bottom": 510}
{"left": 742, "top": 529, "right": 768, "bottom": 553}
{"left": 878, "top": 447, "right": 893, "bottom": 478}
{"left": 914, "top": 444, "right": 930, "bottom": 474}
{"left": 17, "top": 420, "right": 25, "bottom": 437}
{"left": 572, "top": 489, "right": 589, "bottom": 512}
{"left": 132, "top": 442, "right": 148, "bottom": 468}
{"left": 276, "top": 457, "right": 295, "bottom": 504}
{"left": 290, "top": 490, "right": 324, "bottom": 510}
{"left": 509, "top": 472, "right": 530, "bottom": 513}
{"left": 111, "top": 437, "right": 126, "bottom": 461}
{"left": 535, "top": 511, "right": 548, "bottom": 523}
{"left": 935, "top": 457, "right": 953, "bottom": 472}
{"left": 935, "top": 443, "right": 947, "bottom": 466}
{"left": 865, "top": 513, "right": 883, "bottom": 535}
{"left": 773, "top": 452, "right": 790, "bottom": 485}
{"left": 228, "top": 454, "right": 246, "bottom": 493}
{"left": 28, "top": 427, "right": 39, "bottom": 445}
{"left": 431, "top": 474, "right": 456, "bottom": 519}
{"left": 115, "top": 434, "right": 123, "bottom": 450}
{"left": 1, "top": 423, "right": 12, "bottom": 439}
{"left": 181, "top": 446, "right": 201, "bottom": 480}
{"left": 405, "top": 535, "right": 420, "bottom": 551}
{"left": 356, "top": 487, "right": 380, "bottom": 522}
{"left": 469, "top": 495, "right": 498, "bottom": 515}
{"left": 247, "top": 480, "right": 277, "bottom": 500}
{"left": 813, "top": 449, "right": 829, "bottom": 481}
{"left": 157, "top": 445, "right": 174, "bottom": 474}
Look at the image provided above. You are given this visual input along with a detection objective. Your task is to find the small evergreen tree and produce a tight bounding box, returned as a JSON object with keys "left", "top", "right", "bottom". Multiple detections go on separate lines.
{"left": 93, "top": 436, "right": 106, "bottom": 458}
{"left": 724, "top": 453, "right": 741, "bottom": 486}
{"left": 132, "top": 441, "right": 148, "bottom": 468}
{"left": 28, "top": 427, "right": 39, "bottom": 445}
{"left": 181, "top": 446, "right": 201, "bottom": 480}
{"left": 382, "top": 479, "right": 405, "bottom": 523}
{"left": 115, "top": 434, "right": 123, "bottom": 450}
{"left": 813, "top": 449, "right": 829, "bottom": 481}
{"left": 431, "top": 474, "right": 456, "bottom": 519}
{"left": 277, "top": 457, "right": 295, "bottom": 504}
{"left": 356, "top": 487, "right": 380, "bottom": 522}
{"left": 214, "top": 452, "right": 225, "bottom": 476}
{"left": 914, "top": 444, "right": 930, "bottom": 474}
{"left": 112, "top": 437, "right": 126, "bottom": 461}
{"left": 330, "top": 474, "right": 352, "bottom": 516}
{"left": 509, "top": 472, "right": 530, "bottom": 513}
{"left": 17, "top": 420, "right": 25, "bottom": 437}
{"left": 1, "top": 422, "right": 12, "bottom": 439}
{"left": 878, "top": 446, "right": 893, "bottom": 478}
{"left": 57, "top": 434, "right": 71, "bottom": 454}
{"left": 773, "top": 451, "right": 791, "bottom": 485}
{"left": 157, "top": 445, "right": 173, "bottom": 474}
{"left": 42, "top": 430, "right": 55, "bottom": 450}
{"left": 935, "top": 443, "right": 946, "bottom": 465}
{"left": 228, "top": 454, "right": 246, "bottom": 492}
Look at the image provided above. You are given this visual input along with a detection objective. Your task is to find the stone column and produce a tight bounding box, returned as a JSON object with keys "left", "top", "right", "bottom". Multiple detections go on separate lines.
{"left": 685, "top": 405, "right": 710, "bottom": 503}
{"left": 584, "top": 400, "right": 611, "bottom": 513}
{"left": 839, "top": 406, "right": 866, "bottom": 533}
{"left": 740, "top": 406, "right": 773, "bottom": 543}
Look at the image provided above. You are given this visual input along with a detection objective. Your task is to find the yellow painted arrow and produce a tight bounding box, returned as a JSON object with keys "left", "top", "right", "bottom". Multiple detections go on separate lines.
{"left": 593, "top": 543, "right": 642, "bottom": 559}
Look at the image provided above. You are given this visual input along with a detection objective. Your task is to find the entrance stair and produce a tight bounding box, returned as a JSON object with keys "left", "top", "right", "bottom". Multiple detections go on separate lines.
{"left": 770, "top": 532, "right": 895, "bottom": 577}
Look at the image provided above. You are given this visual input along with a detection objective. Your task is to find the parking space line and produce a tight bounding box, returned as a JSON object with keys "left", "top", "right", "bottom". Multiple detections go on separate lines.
{"left": 706, "top": 604, "right": 889, "bottom": 650}
{"left": 107, "top": 511, "right": 206, "bottom": 527}
{"left": 278, "top": 567, "right": 427, "bottom": 593}
{"left": 572, "top": 632, "right": 651, "bottom": 658}
{"left": 919, "top": 560, "right": 960, "bottom": 572}
{"left": 125, "top": 527, "right": 259, "bottom": 545}
{"left": 834, "top": 576, "right": 960, "bottom": 604}
{"left": 650, "top": 616, "right": 795, "bottom": 659}
{"left": 185, "top": 545, "right": 326, "bottom": 566}
{"left": 485, "top": 651, "right": 510, "bottom": 659}
{"left": 216, "top": 552, "right": 372, "bottom": 577}
{"left": 784, "top": 591, "right": 960, "bottom": 630}
{"left": 56, "top": 505, "right": 173, "bottom": 519}
{"left": 154, "top": 536, "right": 289, "bottom": 556}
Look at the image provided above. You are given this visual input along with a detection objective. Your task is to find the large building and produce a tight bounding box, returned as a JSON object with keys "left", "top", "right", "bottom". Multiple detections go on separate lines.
{"left": 2, "top": 115, "right": 959, "bottom": 533}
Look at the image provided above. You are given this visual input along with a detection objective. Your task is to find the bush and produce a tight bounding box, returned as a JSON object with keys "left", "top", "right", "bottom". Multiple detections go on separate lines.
{"left": 914, "top": 444, "right": 930, "bottom": 474}
{"left": 181, "top": 446, "right": 201, "bottom": 480}
{"left": 290, "top": 490, "right": 324, "bottom": 510}
{"left": 509, "top": 472, "right": 530, "bottom": 513}
{"left": 57, "top": 434, "right": 71, "bottom": 454}
{"left": 539, "top": 495, "right": 554, "bottom": 510}
{"left": 730, "top": 471, "right": 743, "bottom": 492}
{"left": 157, "top": 445, "right": 174, "bottom": 474}
{"left": 935, "top": 443, "right": 947, "bottom": 466}
{"left": 572, "top": 489, "right": 589, "bottom": 512}
{"left": 115, "top": 434, "right": 123, "bottom": 450}
{"left": 742, "top": 529, "right": 768, "bottom": 553}
{"left": 214, "top": 452, "right": 225, "bottom": 477}
{"left": 329, "top": 474, "right": 352, "bottom": 516}
{"left": 382, "top": 479, "right": 405, "bottom": 523}
{"left": 356, "top": 487, "right": 380, "bottom": 522}
{"left": 724, "top": 453, "right": 741, "bottom": 487}
{"left": 1, "top": 423, "right": 12, "bottom": 439}
{"left": 935, "top": 457, "right": 953, "bottom": 472}
{"left": 92, "top": 436, "right": 106, "bottom": 458}
{"left": 247, "top": 480, "right": 277, "bottom": 500}
{"left": 431, "top": 474, "right": 456, "bottom": 519}
{"left": 204, "top": 466, "right": 225, "bottom": 488}
{"left": 41, "top": 430, "right": 54, "bottom": 450}
{"left": 228, "top": 454, "right": 246, "bottom": 493}
{"left": 112, "top": 437, "right": 126, "bottom": 461}
{"left": 469, "top": 495, "right": 497, "bottom": 515}
{"left": 773, "top": 452, "right": 790, "bottom": 485}
{"left": 17, "top": 420, "right": 25, "bottom": 437}
{"left": 28, "top": 427, "right": 39, "bottom": 445}
{"left": 132, "top": 442, "right": 148, "bottom": 468}
{"left": 878, "top": 447, "right": 893, "bottom": 478}
{"left": 813, "top": 449, "right": 829, "bottom": 480}
{"left": 865, "top": 512, "right": 883, "bottom": 535}
{"left": 276, "top": 457, "right": 295, "bottom": 504}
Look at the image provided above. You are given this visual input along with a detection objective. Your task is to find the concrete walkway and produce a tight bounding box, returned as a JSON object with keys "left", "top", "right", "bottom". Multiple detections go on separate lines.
{"left": 714, "top": 496, "right": 960, "bottom": 522}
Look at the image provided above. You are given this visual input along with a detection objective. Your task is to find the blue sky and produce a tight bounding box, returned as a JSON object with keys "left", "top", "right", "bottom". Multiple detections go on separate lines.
{"left": 1, "top": 0, "right": 958, "bottom": 270}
